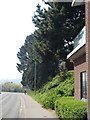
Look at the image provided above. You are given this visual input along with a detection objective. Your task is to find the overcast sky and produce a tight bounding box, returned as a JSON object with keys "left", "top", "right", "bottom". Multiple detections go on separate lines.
{"left": 0, "top": 0, "right": 45, "bottom": 80}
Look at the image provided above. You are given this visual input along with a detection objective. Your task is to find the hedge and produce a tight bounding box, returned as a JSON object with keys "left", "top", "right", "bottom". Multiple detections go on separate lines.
{"left": 55, "top": 97, "right": 87, "bottom": 119}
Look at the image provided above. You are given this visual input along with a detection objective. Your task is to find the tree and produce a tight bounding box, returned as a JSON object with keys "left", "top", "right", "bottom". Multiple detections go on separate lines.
{"left": 17, "top": 2, "right": 85, "bottom": 89}
{"left": 32, "top": 2, "right": 85, "bottom": 77}
{"left": 32, "top": 2, "right": 85, "bottom": 59}
{"left": 2, "top": 82, "right": 23, "bottom": 92}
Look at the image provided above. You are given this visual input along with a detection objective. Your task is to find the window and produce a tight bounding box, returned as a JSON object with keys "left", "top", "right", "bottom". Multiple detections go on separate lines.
{"left": 81, "top": 71, "right": 87, "bottom": 99}
{"left": 74, "top": 26, "right": 86, "bottom": 49}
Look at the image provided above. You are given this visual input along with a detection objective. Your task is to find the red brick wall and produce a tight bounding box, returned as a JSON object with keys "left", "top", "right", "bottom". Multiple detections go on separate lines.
{"left": 85, "top": 1, "right": 90, "bottom": 119}
{"left": 74, "top": 54, "right": 86, "bottom": 100}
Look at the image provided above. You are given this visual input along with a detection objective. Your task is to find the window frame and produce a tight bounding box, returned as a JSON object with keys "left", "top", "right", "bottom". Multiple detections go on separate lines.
{"left": 80, "top": 71, "right": 87, "bottom": 100}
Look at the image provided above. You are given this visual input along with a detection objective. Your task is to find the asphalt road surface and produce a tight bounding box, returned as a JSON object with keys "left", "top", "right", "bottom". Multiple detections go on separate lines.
{"left": 0, "top": 92, "right": 58, "bottom": 119}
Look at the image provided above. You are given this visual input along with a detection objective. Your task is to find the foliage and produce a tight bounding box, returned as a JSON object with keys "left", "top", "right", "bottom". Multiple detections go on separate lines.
{"left": 29, "top": 71, "right": 74, "bottom": 109}
{"left": 17, "top": 2, "right": 85, "bottom": 89}
{"left": 28, "top": 71, "right": 87, "bottom": 119}
{"left": 56, "top": 72, "right": 74, "bottom": 96}
{"left": 55, "top": 97, "right": 87, "bottom": 119}
{"left": 2, "top": 82, "right": 23, "bottom": 92}
{"left": 39, "top": 70, "right": 74, "bottom": 96}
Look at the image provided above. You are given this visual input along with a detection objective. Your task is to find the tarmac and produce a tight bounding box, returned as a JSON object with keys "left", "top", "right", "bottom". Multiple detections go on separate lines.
{"left": 19, "top": 93, "right": 59, "bottom": 118}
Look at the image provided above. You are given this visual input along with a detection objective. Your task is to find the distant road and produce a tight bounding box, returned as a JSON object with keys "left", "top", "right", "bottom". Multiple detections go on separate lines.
{"left": 0, "top": 92, "right": 58, "bottom": 119}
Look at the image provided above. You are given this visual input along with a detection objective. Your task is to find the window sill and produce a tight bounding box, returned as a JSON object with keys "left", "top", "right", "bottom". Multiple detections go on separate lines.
{"left": 81, "top": 98, "right": 87, "bottom": 102}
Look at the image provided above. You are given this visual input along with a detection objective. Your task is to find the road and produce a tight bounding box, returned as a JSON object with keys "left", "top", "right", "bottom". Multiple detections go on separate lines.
{"left": 0, "top": 92, "right": 58, "bottom": 119}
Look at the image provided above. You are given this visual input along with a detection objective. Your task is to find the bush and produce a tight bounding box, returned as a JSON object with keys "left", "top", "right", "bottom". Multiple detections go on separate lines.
{"left": 28, "top": 71, "right": 74, "bottom": 109}
{"left": 37, "top": 89, "right": 60, "bottom": 109}
{"left": 56, "top": 77, "right": 74, "bottom": 96}
{"left": 54, "top": 71, "right": 74, "bottom": 96}
{"left": 28, "top": 71, "right": 87, "bottom": 119}
{"left": 40, "top": 73, "right": 62, "bottom": 93}
{"left": 55, "top": 97, "right": 87, "bottom": 119}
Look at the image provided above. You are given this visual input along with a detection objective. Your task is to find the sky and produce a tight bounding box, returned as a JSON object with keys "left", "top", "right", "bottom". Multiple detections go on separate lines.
{"left": 0, "top": 0, "right": 45, "bottom": 80}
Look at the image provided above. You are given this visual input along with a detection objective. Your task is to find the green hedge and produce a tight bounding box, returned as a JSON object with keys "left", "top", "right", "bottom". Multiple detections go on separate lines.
{"left": 55, "top": 97, "right": 87, "bottom": 119}
{"left": 28, "top": 71, "right": 87, "bottom": 119}
{"left": 29, "top": 92, "right": 87, "bottom": 119}
{"left": 32, "top": 89, "right": 60, "bottom": 109}
{"left": 56, "top": 77, "right": 74, "bottom": 96}
{"left": 38, "top": 71, "right": 74, "bottom": 96}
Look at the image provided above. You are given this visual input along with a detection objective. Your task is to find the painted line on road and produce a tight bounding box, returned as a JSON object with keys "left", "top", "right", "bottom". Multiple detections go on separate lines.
{"left": 19, "top": 105, "right": 23, "bottom": 118}
{"left": 19, "top": 94, "right": 26, "bottom": 118}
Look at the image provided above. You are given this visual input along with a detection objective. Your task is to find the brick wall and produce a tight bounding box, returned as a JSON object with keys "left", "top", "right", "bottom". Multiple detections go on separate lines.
{"left": 85, "top": 1, "right": 90, "bottom": 119}
{"left": 74, "top": 54, "right": 86, "bottom": 100}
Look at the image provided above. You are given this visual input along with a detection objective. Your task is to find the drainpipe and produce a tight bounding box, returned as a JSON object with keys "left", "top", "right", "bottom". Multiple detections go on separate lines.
{"left": 85, "top": 1, "right": 90, "bottom": 119}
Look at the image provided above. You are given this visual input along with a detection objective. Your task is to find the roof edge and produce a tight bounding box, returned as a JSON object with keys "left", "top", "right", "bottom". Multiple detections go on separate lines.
{"left": 72, "top": 0, "right": 84, "bottom": 6}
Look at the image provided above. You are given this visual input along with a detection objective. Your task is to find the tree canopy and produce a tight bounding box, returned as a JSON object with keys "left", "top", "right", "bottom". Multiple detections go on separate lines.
{"left": 17, "top": 2, "right": 85, "bottom": 89}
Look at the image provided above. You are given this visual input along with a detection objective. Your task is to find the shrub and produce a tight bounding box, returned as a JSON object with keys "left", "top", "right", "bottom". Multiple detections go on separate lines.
{"left": 56, "top": 71, "right": 74, "bottom": 96}
{"left": 29, "top": 71, "right": 74, "bottom": 109}
{"left": 28, "top": 71, "right": 87, "bottom": 119}
{"left": 39, "top": 89, "right": 60, "bottom": 109}
{"left": 41, "top": 73, "right": 62, "bottom": 92}
{"left": 55, "top": 97, "right": 87, "bottom": 119}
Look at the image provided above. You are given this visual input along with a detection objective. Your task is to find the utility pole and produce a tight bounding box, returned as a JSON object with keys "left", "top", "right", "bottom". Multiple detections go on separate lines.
{"left": 33, "top": 39, "right": 37, "bottom": 92}
{"left": 34, "top": 60, "right": 36, "bottom": 91}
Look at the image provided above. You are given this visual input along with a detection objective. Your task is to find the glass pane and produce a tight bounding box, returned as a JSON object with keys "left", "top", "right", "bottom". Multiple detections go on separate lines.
{"left": 74, "top": 26, "right": 86, "bottom": 49}
{"left": 81, "top": 71, "right": 87, "bottom": 99}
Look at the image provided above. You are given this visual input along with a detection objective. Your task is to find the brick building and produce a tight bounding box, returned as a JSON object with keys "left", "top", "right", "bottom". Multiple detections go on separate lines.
{"left": 67, "top": 26, "right": 86, "bottom": 100}
{"left": 67, "top": 0, "right": 90, "bottom": 119}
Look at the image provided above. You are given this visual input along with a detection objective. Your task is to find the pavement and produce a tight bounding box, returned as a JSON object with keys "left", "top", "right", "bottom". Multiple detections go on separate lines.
{"left": 19, "top": 93, "right": 58, "bottom": 118}
{"left": 0, "top": 92, "right": 58, "bottom": 119}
